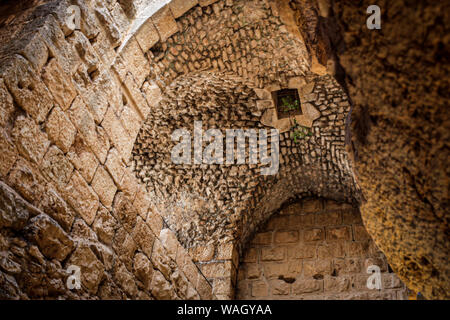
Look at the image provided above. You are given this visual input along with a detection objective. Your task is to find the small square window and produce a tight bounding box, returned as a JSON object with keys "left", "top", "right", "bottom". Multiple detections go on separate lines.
{"left": 272, "top": 89, "right": 302, "bottom": 119}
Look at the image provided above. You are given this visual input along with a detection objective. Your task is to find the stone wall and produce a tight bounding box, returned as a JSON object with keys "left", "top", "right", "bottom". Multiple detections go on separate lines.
{"left": 289, "top": 0, "right": 450, "bottom": 299}
{"left": 236, "top": 199, "right": 409, "bottom": 299}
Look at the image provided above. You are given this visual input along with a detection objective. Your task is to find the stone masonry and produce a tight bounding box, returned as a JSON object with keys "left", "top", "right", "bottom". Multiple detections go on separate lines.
{"left": 237, "top": 199, "right": 409, "bottom": 300}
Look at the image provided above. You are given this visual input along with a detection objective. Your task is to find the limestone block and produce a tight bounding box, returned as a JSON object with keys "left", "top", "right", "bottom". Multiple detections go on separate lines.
{"left": 26, "top": 214, "right": 74, "bottom": 261}
{"left": 45, "top": 106, "right": 76, "bottom": 153}
{"left": 274, "top": 118, "right": 291, "bottom": 133}
{"left": 68, "top": 97, "right": 109, "bottom": 163}
{"left": 113, "top": 192, "right": 138, "bottom": 233}
{"left": 189, "top": 244, "right": 215, "bottom": 262}
{"left": 133, "top": 252, "right": 154, "bottom": 291}
{"left": 0, "top": 130, "right": 18, "bottom": 178}
{"left": 270, "top": 279, "right": 290, "bottom": 295}
{"left": 0, "top": 181, "right": 35, "bottom": 230}
{"left": 169, "top": 0, "right": 198, "bottom": 18}
{"left": 64, "top": 171, "right": 99, "bottom": 225}
{"left": 304, "top": 228, "right": 324, "bottom": 242}
{"left": 120, "top": 37, "right": 151, "bottom": 87}
{"left": 326, "top": 226, "right": 351, "bottom": 241}
{"left": 160, "top": 228, "right": 179, "bottom": 261}
{"left": 142, "top": 80, "right": 163, "bottom": 108}
{"left": 67, "top": 134, "right": 99, "bottom": 183}
{"left": 0, "top": 55, "right": 53, "bottom": 123}
{"left": 274, "top": 231, "right": 298, "bottom": 243}
{"left": 124, "top": 74, "right": 151, "bottom": 120}
{"left": 151, "top": 5, "right": 179, "bottom": 42}
{"left": 303, "top": 260, "right": 331, "bottom": 277}
{"left": 132, "top": 217, "right": 155, "bottom": 258}
{"left": 0, "top": 79, "right": 14, "bottom": 128}
{"left": 91, "top": 166, "right": 117, "bottom": 208}
{"left": 41, "top": 146, "right": 74, "bottom": 188}
{"left": 113, "top": 227, "right": 137, "bottom": 271}
{"left": 92, "top": 205, "right": 117, "bottom": 246}
{"left": 133, "top": 185, "right": 150, "bottom": 220}
{"left": 315, "top": 211, "right": 341, "bottom": 226}
{"left": 251, "top": 281, "right": 268, "bottom": 297}
{"left": 292, "top": 279, "right": 322, "bottom": 294}
{"left": 42, "top": 59, "right": 77, "bottom": 111}
{"left": 199, "top": 0, "right": 219, "bottom": 7}
{"left": 135, "top": 18, "right": 160, "bottom": 53}
{"left": 113, "top": 263, "right": 138, "bottom": 297}
{"left": 196, "top": 275, "right": 213, "bottom": 300}
{"left": 39, "top": 15, "right": 81, "bottom": 75}
{"left": 324, "top": 276, "right": 351, "bottom": 293}
{"left": 256, "top": 99, "right": 274, "bottom": 111}
{"left": 260, "top": 108, "right": 277, "bottom": 127}
{"left": 261, "top": 247, "right": 285, "bottom": 261}
{"left": 12, "top": 116, "right": 50, "bottom": 164}
{"left": 68, "top": 244, "right": 105, "bottom": 294}
{"left": 151, "top": 270, "right": 176, "bottom": 300}
{"left": 40, "top": 188, "right": 75, "bottom": 233}
{"left": 288, "top": 244, "right": 316, "bottom": 259}
{"left": 288, "top": 76, "right": 306, "bottom": 89}
{"left": 104, "top": 148, "right": 125, "bottom": 186}
{"left": 101, "top": 107, "right": 132, "bottom": 161}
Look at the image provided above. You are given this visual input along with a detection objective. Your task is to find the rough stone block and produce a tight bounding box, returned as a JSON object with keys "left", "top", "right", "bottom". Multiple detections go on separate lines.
{"left": 104, "top": 148, "right": 125, "bottom": 186}
{"left": 64, "top": 171, "right": 99, "bottom": 225}
{"left": 133, "top": 252, "right": 154, "bottom": 291}
{"left": 316, "top": 211, "right": 342, "bottom": 226}
{"left": 251, "top": 232, "right": 272, "bottom": 245}
{"left": 114, "top": 262, "right": 138, "bottom": 297}
{"left": 201, "top": 261, "right": 232, "bottom": 278}
{"left": 274, "top": 231, "right": 299, "bottom": 244}
{"left": 292, "top": 279, "right": 322, "bottom": 294}
{"left": 91, "top": 166, "right": 117, "bottom": 208}
{"left": 189, "top": 244, "right": 215, "bottom": 262}
{"left": 135, "top": 18, "right": 160, "bottom": 53}
{"left": 12, "top": 116, "right": 50, "bottom": 164}
{"left": 41, "top": 146, "right": 74, "bottom": 188}
{"left": 0, "top": 78, "right": 15, "bottom": 128}
{"left": 101, "top": 107, "right": 133, "bottom": 161}
{"left": 304, "top": 228, "right": 324, "bottom": 242}
{"left": 0, "top": 130, "right": 18, "bottom": 178}
{"left": 42, "top": 59, "right": 77, "bottom": 110}
{"left": 0, "top": 181, "right": 36, "bottom": 230}
{"left": 169, "top": 0, "right": 198, "bottom": 18}
{"left": 67, "top": 134, "right": 99, "bottom": 183}
{"left": 242, "top": 247, "right": 257, "bottom": 263}
{"left": 288, "top": 244, "right": 316, "bottom": 259}
{"left": 303, "top": 260, "right": 331, "bottom": 277}
{"left": 261, "top": 247, "right": 285, "bottom": 261}
{"left": 324, "top": 276, "right": 350, "bottom": 292}
{"left": 251, "top": 281, "right": 268, "bottom": 297}
{"left": 114, "top": 192, "right": 138, "bottom": 233}
{"left": 270, "top": 279, "right": 290, "bottom": 295}
{"left": 26, "top": 214, "right": 74, "bottom": 261}
{"left": 353, "top": 224, "right": 371, "bottom": 241}
{"left": 1, "top": 55, "right": 53, "bottom": 123}
{"left": 326, "top": 226, "right": 351, "bottom": 241}
{"left": 68, "top": 97, "right": 109, "bottom": 163}
{"left": 93, "top": 205, "right": 117, "bottom": 246}
{"left": 160, "top": 228, "right": 178, "bottom": 261}
{"left": 120, "top": 37, "right": 150, "bottom": 87}
{"left": 45, "top": 106, "right": 76, "bottom": 153}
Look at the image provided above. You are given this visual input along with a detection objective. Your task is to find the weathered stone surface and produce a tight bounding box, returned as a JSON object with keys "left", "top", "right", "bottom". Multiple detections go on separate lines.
{"left": 45, "top": 106, "right": 77, "bottom": 154}
{"left": 135, "top": 18, "right": 159, "bottom": 53}
{"left": 0, "top": 78, "right": 15, "bottom": 128}
{"left": 12, "top": 116, "right": 50, "bottom": 164}
{"left": 41, "top": 146, "right": 74, "bottom": 188}
{"left": 64, "top": 171, "right": 99, "bottom": 225}
{"left": 120, "top": 37, "right": 150, "bottom": 87}
{"left": 0, "top": 181, "right": 37, "bottom": 230}
{"left": 151, "top": 270, "right": 176, "bottom": 300}
{"left": 0, "top": 130, "right": 18, "bottom": 178}
{"left": 0, "top": 55, "right": 53, "bottom": 123}
{"left": 169, "top": 0, "right": 198, "bottom": 19}
{"left": 25, "top": 214, "right": 74, "bottom": 261}
{"left": 91, "top": 166, "right": 117, "bottom": 208}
